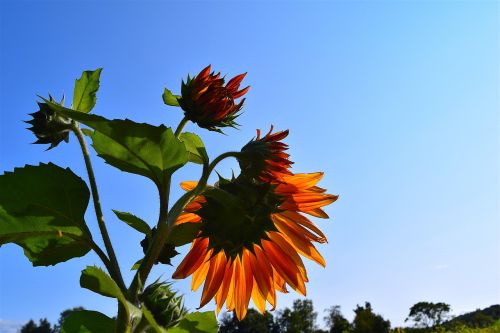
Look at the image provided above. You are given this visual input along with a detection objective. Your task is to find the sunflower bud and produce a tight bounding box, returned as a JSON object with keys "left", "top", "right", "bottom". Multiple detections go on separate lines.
{"left": 25, "top": 96, "right": 72, "bottom": 150}
{"left": 178, "top": 65, "right": 249, "bottom": 132}
{"left": 238, "top": 127, "right": 293, "bottom": 182}
{"left": 140, "top": 280, "right": 187, "bottom": 328}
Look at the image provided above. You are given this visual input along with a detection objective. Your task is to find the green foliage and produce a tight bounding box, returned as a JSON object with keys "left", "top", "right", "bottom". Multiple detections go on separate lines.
{"left": 54, "top": 307, "right": 85, "bottom": 332}
{"left": 179, "top": 132, "right": 208, "bottom": 164}
{"left": 20, "top": 319, "right": 54, "bottom": 333}
{"left": 61, "top": 310, "right": 115, "bottom": 333}
{"left": 406, "top": 302, "right": 451, "bottom": 328}
{"left": 324, "top": 306, "right": 351, "bottom": 333}
{"left": 44, "top": 107, "right": 189, "bottom": 189}
{"left": 79, "top": 266, "right": 142, "bottom": 324}
{"left": 72, "top": 69, "right": 102, "bottom": 113}
{"left": 352, "top": 302, "right": 391, "bottom": 333}
{"left": 166, "top": 311, "right": 218, "bottom": 333}
{"left": 113, "top": 210, "right": 152, "bottom": 236}
{"left": 0, "top": 163, "right": 91, "bottom": 266}
{"left": 219, "top": 309, "right": 278, "bottom": 333}
{"left": 162, "top": 88, "right": 181, "bottom": 107}
{"left": 275, "top": 299, "right": 318, "bottom": 333}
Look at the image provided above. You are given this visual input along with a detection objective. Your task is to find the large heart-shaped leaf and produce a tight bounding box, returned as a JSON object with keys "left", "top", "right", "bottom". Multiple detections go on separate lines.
{"left": 61, "top": 310, "right": 115, "bottom": 333}
{"left": 0, "top": 163, "right": 91, "bottom": 266}
{"left": 44, "top": 103, "right": 189, "bottom": 188}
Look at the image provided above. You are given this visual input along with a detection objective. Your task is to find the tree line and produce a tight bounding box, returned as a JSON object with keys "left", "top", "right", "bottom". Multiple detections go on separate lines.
{"left": 18, "top": 301, "right": 500, "bottom": 333}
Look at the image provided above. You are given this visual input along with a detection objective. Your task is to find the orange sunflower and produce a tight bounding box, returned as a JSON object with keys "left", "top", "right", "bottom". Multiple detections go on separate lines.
{"left": 172, "top": 129, "right": 337, "bottom": 320}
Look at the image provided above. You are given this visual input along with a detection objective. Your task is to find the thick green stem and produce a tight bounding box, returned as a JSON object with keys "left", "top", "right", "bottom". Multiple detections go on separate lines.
{"left": 174, "top": 116, "right": 189, "bottom": 137}
{"left": 72, "top": 124, "right": 127, "bottom": 293}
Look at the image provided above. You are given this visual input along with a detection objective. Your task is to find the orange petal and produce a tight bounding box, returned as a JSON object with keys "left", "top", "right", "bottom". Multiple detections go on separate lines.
{"left": 175, "top": 213, "right": 201, "bottom": 225}
{"left": 280, "top": 211, "right": 327, "bottom": 239}
{"left": 191, "top": 251, "right": 212, "bottom": 291}
{"left": 180, "top": 181, "right": 198, "bottom": 191}
{"left": 215, "top": 258, "right": 234, "bottom": 314}
{"left": 267, "top": 232, "right": 308, "bottom": 282}
{"left": 251, "top": 281, "right": 267, "bottom": 313}
{"left": 262, "top": 240, "right": 306, "bottom": 296}
{"left": 200, "top": 252, "right": 228, "bottom": 307}
{"left": 172, "top": 237, "right": 208, "bottom": 279}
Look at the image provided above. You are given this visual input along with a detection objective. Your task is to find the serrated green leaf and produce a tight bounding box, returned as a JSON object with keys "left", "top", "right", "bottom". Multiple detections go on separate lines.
{"left": 61, "top": 310, "right": 115, "bottom": 333}
{"left": 166, "top": 311, "right": 218, "bottom": 333}
{"left": 179, "top": 132, "right": 208, "bottom": 165}
{"left": 80, "top": 266, "right": 123, "bottom": 299}
{"left": 73, "top": 68, "right": 102, "bottom": 113}
{"left": 0, "top": 163, "right": 91, "bottom": 266}
{"left": 113, "top": 210, "right": 151, "bottom": 235}
{"left": 44, "top": 104, "right": 189, "bottom": 188}
{"left": 162, "top": 88, "right": 180, "bottom": 107}
{"left": 166, "top": 223, "right": 201, "bottom": 247}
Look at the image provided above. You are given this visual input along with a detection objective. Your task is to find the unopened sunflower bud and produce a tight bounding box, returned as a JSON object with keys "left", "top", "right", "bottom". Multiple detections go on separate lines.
{"left": 239, "top": 127, "right": 293, "bottom": 182}
{"left": 178, "top": 65, "right": 249, "bottom": 132}
{"left": 25, "top": 96, "right": 72, "bottom": 150}
{"left": 140, "top": 280, "right": 187, "bottom": 328}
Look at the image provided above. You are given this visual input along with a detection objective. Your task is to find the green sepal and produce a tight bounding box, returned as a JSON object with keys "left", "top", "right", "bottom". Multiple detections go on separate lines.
{"left": 113, "top": 210, "right": 151, "bottom": 236}
{"left": 179, "top": 132, "right": 208, "bottom": 165}
{"left": 42, "top": 102, "right": 189, "bottom": 188}
{"left": 166, "top": 222, "right": 201, "bottom": 247}
{"left": 166, "top": 311, "right": 218, "bottom": 333}
{"left": 61, "top": 310, "right": 115, "bottom": 333}
{"left": 131, "top": 258, "right": 143, "bottom": 270}
{"left": 142, "top": 306, "right": 168, "bottom": 333}
{"left": 0, "top": 163, "right": 92, "bottom": 266}
{"left": 162, "top": 88, "right": 180, "bottom": 107}
{"left": 73, "top": 68, "right": 102, "bottom": 113}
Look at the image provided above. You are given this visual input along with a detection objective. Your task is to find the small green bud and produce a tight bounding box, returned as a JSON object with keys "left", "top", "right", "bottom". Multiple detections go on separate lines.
{"left": 140, "top": 280, "right": 187, "bottom": 328}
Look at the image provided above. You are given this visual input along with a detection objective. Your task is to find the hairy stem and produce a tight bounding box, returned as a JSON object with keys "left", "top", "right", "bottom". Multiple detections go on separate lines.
{"left": 72, "top": 123, "right": 127, "bottom": 293}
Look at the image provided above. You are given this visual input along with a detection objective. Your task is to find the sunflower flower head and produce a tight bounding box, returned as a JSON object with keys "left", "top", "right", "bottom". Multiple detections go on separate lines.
{"left": 178, "top": 65, "right": 250, "bottom": 132}
{"left": 25, "top": 95, "right": 72, "bottom": 150}
{"left": 172, "top": 172, "right": 338, "bottom": 320}
{"left": 238, "top": 126, "right": 293, "bottom": 182}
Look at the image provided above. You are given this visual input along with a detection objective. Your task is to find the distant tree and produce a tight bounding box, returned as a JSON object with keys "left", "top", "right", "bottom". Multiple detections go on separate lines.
{"left": 276, "top": 299, "right": 318, "bottom": 333}
{"left": 219, "top": 309, "right": 278, "bottom": 333}
{"left": 405, "top": 302, "right": 451, "bottom": 328}
{"left": 53, "top": 306, "right": 85, "bottom": 332}
{"left": 324, "top": 305, "right": 351, "bottom": 333}
{"left": 20, "top": 318, "right": 54, "bottom": 333}
{"left": 351, "top": 302, "right": 391, "bottom": 333}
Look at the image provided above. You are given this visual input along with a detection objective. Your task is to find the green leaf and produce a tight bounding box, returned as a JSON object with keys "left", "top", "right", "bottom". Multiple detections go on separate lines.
{"left": 167, "top": 311, "right": 218, "bottom": 333}
{"left": 73, "top": 68, "right": 102, "bottom": 113}
{"left": 113, "top": 210, "right": 151, "bottom": 235}
{"left": 80, "top": 266, "right": 142, "bottom": 323}
{"left": 61, "top": 310, "right": 115, "bottom": 333}
{"left": 0, "top": 163, "right": 91, "bottom": 266}
{"left": 179, "top": 133, "right": 208, "bottom": 165}
{"left": 80, "top": 266, "right": 123, "bottom": 299}
{"left": 166, "top": 223, "right": 201, "bottom": 247}
{"left": 162, "top": 88, "right": 180, "bottom": 107}
{"left": 44, "top": 104, "right": 189, "bottom": 188}
{"left": 131, "top": 258, "right": 142, "bottom": 270}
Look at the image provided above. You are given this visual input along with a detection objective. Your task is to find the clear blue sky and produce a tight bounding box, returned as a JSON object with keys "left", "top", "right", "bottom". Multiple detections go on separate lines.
{"left": 0, "top": 1, "right": 498, "bottom": 331}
